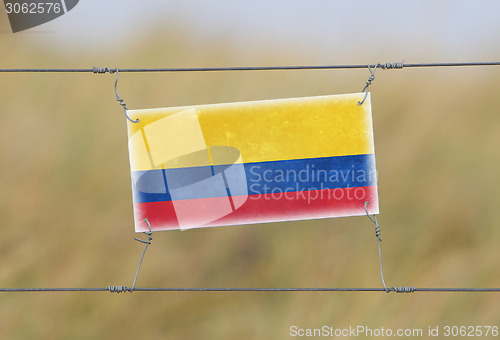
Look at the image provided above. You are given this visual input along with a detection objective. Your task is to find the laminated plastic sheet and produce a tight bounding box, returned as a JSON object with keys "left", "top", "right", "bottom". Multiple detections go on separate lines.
{"left": 127, "top": 93, "right": 378, "bottom": 232}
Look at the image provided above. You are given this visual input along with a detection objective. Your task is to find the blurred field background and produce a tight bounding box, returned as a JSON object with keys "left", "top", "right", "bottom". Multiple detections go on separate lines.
{"left": 1, "top": 1, "right": 500, "bottom": 339}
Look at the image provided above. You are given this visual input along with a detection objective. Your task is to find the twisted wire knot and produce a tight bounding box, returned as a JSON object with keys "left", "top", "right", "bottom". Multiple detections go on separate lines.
{"left": 391, "top": 286, "right": 416, "bottom": 293}
{"left": 134, "top": 218, "right": 153, "bottom": 245}
{"left": 108, "top": 286, "right": 129, "bottom": 293}
{"left": 374, "top": 221, "right": 382, "bottom": 242}
{"left": 92, "top": 67, "right": 116, "bottom": 74}
{"left": 363, "top": 73, "right": 376, "bottom": 91}
{"left": 380, "top": 61, "right": 404, "bottom": 69}
{"left": 364, "top": 201, "right": 382, "bottom": 242}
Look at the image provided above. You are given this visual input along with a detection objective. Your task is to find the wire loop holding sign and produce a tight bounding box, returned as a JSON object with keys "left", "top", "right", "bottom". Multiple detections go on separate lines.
{"left": 364, "top": 201, "right": 389, "bottom": 291}
{"left": 92, "top": 66, "right": 139, "bottom": 123}
{"left": 357, "top": 61, "right": 404, "bottom": 105}
{"left": 107, "top": 219, "right": 153, "bottom": 294}
{"left": 365, "top": 202, "right": 415, "bottom": 294}
{"left": 358, "top": 64, "right": 378, "bottom": 106}
{"left": 113, "top": 68, "right": 139, "bottom": 123}
{"left": 129, "top": 218, "right": 154, "bottom": 292}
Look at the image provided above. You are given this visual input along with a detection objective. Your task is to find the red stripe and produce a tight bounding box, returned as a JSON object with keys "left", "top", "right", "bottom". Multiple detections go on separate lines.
{"left": 134, "top": 186, "right": 378, "bottom": 232}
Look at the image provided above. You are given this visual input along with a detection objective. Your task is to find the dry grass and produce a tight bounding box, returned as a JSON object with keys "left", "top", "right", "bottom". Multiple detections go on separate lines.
{"left": 0, "top": 17, "right": 499, "bottom": 340}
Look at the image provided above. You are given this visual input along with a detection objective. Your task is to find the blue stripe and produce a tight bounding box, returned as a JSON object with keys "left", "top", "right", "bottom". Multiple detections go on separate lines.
{"left": 131, "top": 154, "right": 376, "bottom": 203}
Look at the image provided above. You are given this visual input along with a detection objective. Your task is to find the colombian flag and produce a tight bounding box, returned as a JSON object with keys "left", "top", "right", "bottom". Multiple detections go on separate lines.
{"left": 127, "top": 93, "right": 378, "bottom": 232}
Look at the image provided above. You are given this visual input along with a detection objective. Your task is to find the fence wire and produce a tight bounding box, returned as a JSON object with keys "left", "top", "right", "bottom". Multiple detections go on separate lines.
{"left": 1, "top": 287, "right": 499, "bottom": 293}
{"left": 0, "top": 61, "right": 499, "bottom": 73}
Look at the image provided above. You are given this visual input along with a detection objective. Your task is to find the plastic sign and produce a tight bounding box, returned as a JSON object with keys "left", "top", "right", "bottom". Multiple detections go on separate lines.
{"left": 127, "top": 93, "right": 379, "bottom": 232}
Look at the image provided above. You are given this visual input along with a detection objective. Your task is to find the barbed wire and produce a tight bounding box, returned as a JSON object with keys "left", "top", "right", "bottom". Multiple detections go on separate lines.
{"left": 0, "top": 61, "right": 499, "bottom": 73}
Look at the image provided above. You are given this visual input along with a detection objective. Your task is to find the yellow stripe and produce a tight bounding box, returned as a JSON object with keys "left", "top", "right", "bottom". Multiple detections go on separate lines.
{"left": 127, "top": 93, "right": 374, "bottom": 171}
